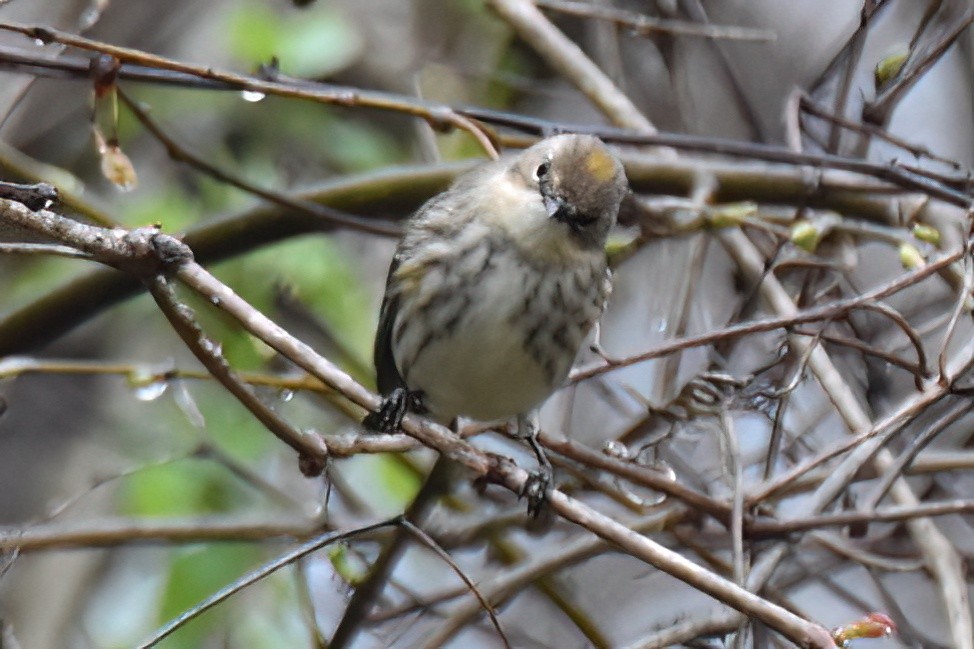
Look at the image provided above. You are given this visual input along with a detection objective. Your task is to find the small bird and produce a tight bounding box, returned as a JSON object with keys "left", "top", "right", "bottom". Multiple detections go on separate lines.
{"left": 340, "top": 134, "right": 628, "bottom": 647}
{"left": 365, "top": 133, "right": 628, "bottom": 507}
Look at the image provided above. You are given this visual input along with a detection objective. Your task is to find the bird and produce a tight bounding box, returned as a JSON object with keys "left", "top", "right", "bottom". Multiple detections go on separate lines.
{"left": 364, "top": 132, "right": 628, "bottom": 509}
{"left": 331, "top": 133, "right": 628, "bottom": 649}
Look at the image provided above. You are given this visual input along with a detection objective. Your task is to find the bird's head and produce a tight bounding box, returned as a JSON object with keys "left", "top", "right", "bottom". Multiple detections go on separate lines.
{"left": 510, "top": 133, "right": 628, "bottom": 252}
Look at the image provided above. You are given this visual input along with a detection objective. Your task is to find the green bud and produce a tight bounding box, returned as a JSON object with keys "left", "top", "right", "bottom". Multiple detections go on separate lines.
{"left": 911, "top": 223, "right": 941, "bottom": 245}
{"left": 790, "top": 220, "right": 823, "bottom": 252}
{"left": 875, "top": 50, "right": 908, "bottom": 89}
{"left": 898, "top": 242, "right": 925, "bottom": 269}
{"left": 708, "top": 202, "right": 756, "bottom": 228}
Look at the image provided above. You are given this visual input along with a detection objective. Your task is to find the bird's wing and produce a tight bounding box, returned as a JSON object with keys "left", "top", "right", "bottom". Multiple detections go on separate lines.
{"left": 373, "top": 252, "right": 406, "bottom": 396}
{"left": 372, "top": 163, "right": 500, "bottom": 396}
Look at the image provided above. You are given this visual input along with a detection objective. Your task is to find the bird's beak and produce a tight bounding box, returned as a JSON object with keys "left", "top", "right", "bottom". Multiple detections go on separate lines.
{"left": 544, "top": 194, "right": 572, "bottom": 222}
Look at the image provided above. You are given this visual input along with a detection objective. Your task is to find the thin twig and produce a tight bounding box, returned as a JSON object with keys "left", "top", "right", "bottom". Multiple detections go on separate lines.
{"left": 571, "top": 246, "right": 964, "bottom": 383}
{"left": 118, "top": 90, "right": 400, "bottom": 237}
{"left": 0, "top": 197, "right": 836, "bottom": 647}
{"left": 147, "top": 274, "right": 331, "bottom": 476}
{"left": 137, "top": 519, "right": 398, "bottom": 648}
{"left": 0, "top": 242, "right": 91, "bottom": 258}
{"left": 0, "top": 23, "right": 499, "bottom": 159}
{"left": 534, "top": 0, "right": 776, "bottom": 41}
{"left": 936, "top": 246, "right": 974, "bottom": 379}
{"left": 419, "top": 508, "right": 683, "bottom": 648}
{"left": 792, "top": 327, "right": 924, "bottom": 379}
{"left": 810, "top": 532, "right": 925, "bottom": 573}
{"left": 540, "top": 432, "right": 731, "bottom": 522}
{"left": 719, "top": 409, "right": 746, "bottom": 586}
{"left": 1, "top": 518, "right": 325, "bottom": 551}
{"left": 857, "top": 301, "right": 930, "bottom": 387}
{"left": 746, "top": 498, "right": 974, "bottom": 539}
{"left": 863, "top": 7, "right": 974, "bottom": 125}
{"left": 800, "top": 94, "right": 966, "bottom": 170}
{"left": 401, "top": 520, "right": 511, "bottom": 649}
{"left": 485, "top": 0, "right": 657, "bottom": 133}
{"left": 719, "top": 227, "right": 974, "bottom": 649}
{"left": 1, "top": 38, "right": 972, "bottom": 204}
{"left": 860, "top": 399, "right": 971, "bottom": 510}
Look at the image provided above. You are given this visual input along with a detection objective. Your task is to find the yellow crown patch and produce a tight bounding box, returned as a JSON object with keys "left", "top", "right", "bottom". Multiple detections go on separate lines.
{"left": 584, "top": 148, "right": 617, "bottom": 183}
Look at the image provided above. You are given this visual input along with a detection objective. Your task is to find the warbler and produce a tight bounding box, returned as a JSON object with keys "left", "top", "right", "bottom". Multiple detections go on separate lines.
{"left": 365, "top": 133, "right": 628, "bottom": 501}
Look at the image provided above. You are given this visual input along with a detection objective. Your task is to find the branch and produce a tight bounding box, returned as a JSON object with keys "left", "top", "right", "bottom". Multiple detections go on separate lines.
{"left": 0, "top": 23, "right": 499, "bottom": 159}
{"left": 0, "top": 196, "right": 835, "bottom": 647}
{"left": 2, "top": 155, "right": 965, "bottom": 357}
{"left": 747, "top": 499, "right": 974, "bottom": 540}
{"left": 0, "top": 518, "right": 323, "bottom": 551}
{"left": 571, "top": 245, "right": 964, "bottom": 383}
{"left": 0, "top": 34, "right": 971, "bottom": 204}
{"left": 534, "top": 0, "right": 776, "bottom": 41}
{"left": 485, "top": 0, "right": 657, "bottom": 133}
{"left": 718, "top": 227, "right": 973, "bottom": 649}
{"left": 147, "top": 274, "right": 331, "bottom": 476}
{"left": 137, "top": 519, "right": 398, "bottom": 648}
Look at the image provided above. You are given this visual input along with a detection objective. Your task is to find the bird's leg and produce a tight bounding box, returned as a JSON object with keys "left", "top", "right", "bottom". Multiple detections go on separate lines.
{"left": 588, "top": 321, "right": 621, "bottom": 364}
{"left": 515, "top": 411, "right": 552, "bottom": 517}
{"left": 363, "top": 387, "right": 427, "bottom": 433}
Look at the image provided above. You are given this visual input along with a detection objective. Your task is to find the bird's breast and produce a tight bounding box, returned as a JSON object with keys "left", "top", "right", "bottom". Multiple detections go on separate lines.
{"left": 392, "top": 240, "right": 608, "bottom": 422}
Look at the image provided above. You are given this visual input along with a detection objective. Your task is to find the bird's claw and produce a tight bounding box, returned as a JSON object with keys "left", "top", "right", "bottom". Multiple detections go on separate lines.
{"left": 514, "top": 413, "right": 554, "bottom": 517}
{"left": 363, "top": 388, "right": 425, "bottom": 432}
{"left": 520, "top": 466, "right": 552, "bottom": 518}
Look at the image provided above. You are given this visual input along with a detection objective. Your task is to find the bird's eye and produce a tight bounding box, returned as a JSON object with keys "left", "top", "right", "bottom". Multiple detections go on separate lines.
{"left": 535, "top": 161, "right": 550, "bottom": 180}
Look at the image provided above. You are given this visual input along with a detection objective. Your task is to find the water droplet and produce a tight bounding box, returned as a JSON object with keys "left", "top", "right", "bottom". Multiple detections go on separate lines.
{"left": 654, "top": 317, "right": 668, "bottom": 333}
{"left": 210, "top": 296, "right": 221, "bottom": 306}
{"left": 79, "top": 9, "right": 98, "bottom": 30}
{"left": 134, "top": 378, "right": 168, "bottom": 402}
{"left": 34, "top": 39, "right": 47, "bottom": 47}
{"left": 174, "top": 381, "right": 205, "bottom": 428}
{"left": 280, "top": 389, "right": 295, "bottom": 403}
{"left": 241, "top": 90, "right": 266, "bottom": 103}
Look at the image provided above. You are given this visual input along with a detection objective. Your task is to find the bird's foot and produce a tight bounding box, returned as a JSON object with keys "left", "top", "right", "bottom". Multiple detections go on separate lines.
{"left": 363, "top": 388, "right": 426, "bottom": 432}
{"left": 516, "top": 413, "right": 553, "bottom": 517}
{"left": 520, "top": 464, "right": 552, "bottom": 518}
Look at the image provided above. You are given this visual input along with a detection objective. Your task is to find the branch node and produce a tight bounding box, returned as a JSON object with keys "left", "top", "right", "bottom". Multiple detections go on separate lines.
{"left": 150, "top": 232, "right": 194, "bottom": 267}
{"left": 0, "top": 181, "right": 58, "bottom": 211}
{"left": 119, "top": 229, "right": 194, "bottom": 278}
{"left": 27, "top": 26, "right": 56, "bottom": 44}
{"left": 298, "top": 453, "right": 327, "bottom": 478}
{"left": 425, "top": 108, "right": 455, "bottom": 133}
